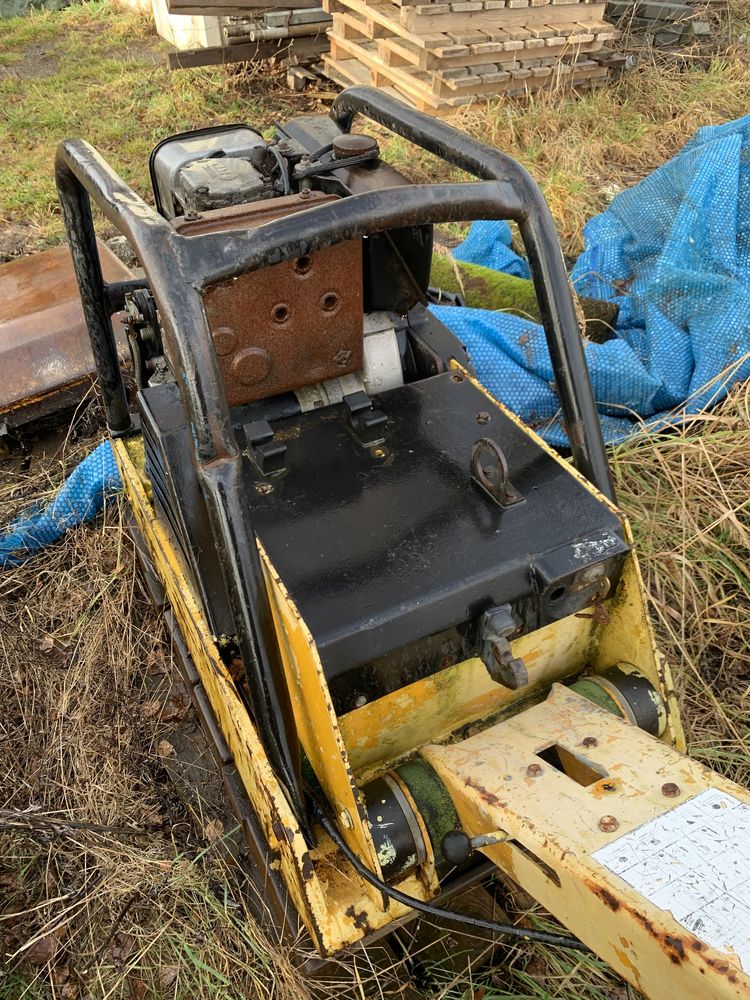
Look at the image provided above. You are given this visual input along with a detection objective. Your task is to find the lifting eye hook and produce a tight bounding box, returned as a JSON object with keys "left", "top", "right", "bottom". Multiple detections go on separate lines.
{"left": 470, "top": 437, "right": 524, "bottom": 509}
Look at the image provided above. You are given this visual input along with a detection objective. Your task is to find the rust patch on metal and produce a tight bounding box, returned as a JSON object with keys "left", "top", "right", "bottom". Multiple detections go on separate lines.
{"left": 585, "top": 879, "right": 725, "bottom": 971}
{"left": 590, "top": 883, "right": 620, "bottom": 912}
{"left": 176, "top": 192, "right": 363, "bottom": 406}
{"left": 300, "top": 851, "right": 315, "bottom": 882}
{"left": 0, "top": 241, "right": 131, "bottom": 426}
{"left": 464, "top": 776, "right": 503, "bottom": 807}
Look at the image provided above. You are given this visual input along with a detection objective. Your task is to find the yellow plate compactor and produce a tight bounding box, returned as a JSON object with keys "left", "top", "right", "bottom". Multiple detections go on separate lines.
{"left": 55, "top": 86, "right": 750, "bottom": 999}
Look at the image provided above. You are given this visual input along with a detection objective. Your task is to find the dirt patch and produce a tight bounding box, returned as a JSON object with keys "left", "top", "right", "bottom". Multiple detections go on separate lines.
{"left": 0, "top": 39, "right": 61, "bottom": 79}
{"left": 0, "top": 223, "right": 37, "bottom": 262}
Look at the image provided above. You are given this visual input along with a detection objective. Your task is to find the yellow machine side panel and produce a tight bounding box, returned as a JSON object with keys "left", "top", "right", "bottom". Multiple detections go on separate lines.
{"left": 115, "top": 438, "right": 438, "bottom": 954}
{"left": 258, "top": 544, "right": 386, "bottom": 903}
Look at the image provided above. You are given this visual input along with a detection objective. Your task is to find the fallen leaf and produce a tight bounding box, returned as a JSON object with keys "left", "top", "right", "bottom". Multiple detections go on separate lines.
{"left": 157, "top": 740, "right": 175, "bottom": 758}
{"left": 158, "top": 965, "right": 179, "bottom": 991}
{"left": 25, "top": 931, "right": 60, "bottom": 966}
{"left": 110, "top": 931, "right": 135, "bottom": 962}
{"left": 52, "top": 965, "right": 71, "bottom": 985}
{"left": 203, "top": 818, "right": 224, "bottom": 844}
{"left": 129, "top": 978, "right": 148, "bottom": 1000}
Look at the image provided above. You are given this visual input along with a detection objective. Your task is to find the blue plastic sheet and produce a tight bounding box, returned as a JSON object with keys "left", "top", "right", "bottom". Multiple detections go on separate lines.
{"left": 0, "top": 440, "right": 122, "bottom": 567}
{"left": 433, "top": 115, "right": 750, "bottom": 445}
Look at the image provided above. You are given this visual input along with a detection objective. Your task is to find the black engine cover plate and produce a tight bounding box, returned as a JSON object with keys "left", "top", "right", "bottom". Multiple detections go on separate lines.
{"left": 242, "top": 372, "right": 627, "bottom": 709}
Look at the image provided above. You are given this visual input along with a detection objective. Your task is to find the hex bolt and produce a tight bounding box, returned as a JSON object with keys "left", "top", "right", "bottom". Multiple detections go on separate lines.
{"left": 476, "top": 411, "right": 491, "bottom": 425}
{"left": 582, "top": 737, "right": 598, "bottom": 748}
{"left": 527, "top": 763, "right": 542, "bottom": 777}
{"left": 599, "top": 815, "right": 619, "bottom": 833}
{"left": 661, "top": 782, "right": 681, "bottom": 798}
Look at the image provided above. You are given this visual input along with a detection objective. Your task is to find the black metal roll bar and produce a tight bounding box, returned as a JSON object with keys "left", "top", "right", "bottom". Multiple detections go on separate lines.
{"left": 55, "top": 86, "right": 613, "bottom": 825}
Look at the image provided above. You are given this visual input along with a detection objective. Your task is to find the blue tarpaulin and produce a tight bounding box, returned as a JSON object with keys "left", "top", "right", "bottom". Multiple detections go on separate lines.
{"left": 433, "top": 114, "right": 750, "bottom": 445}
{"left": 0, "top": 440, "right": 122, "bottom": 567}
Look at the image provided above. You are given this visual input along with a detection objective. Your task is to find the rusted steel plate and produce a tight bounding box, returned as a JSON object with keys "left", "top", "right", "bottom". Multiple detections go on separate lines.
{"left": 0, "top": 241, "right": 131, "bottom": 428}
{"left": 174, "top": 193, "right": 364, "bottom": 407}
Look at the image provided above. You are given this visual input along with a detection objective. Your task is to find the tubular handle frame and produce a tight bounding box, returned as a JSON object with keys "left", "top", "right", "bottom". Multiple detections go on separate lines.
{"left": 55, "top": 86, "right": 613, "bottom": 828}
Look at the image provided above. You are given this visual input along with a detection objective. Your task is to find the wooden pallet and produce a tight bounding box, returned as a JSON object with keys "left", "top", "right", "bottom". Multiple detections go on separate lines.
{"left": 322, "top": 0, "right": 617, "bottom": 112}
{"left": 324, "top": 42, "right": 609, "bottom": 110}
{"left": 324, "top": 0, "right": 609, "bottom": 44}
{"left": 331, "top": 6, "right": 615, "bottom": 70}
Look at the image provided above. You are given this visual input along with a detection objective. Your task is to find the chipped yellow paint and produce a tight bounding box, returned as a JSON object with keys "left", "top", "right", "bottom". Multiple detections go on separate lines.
{"left": 424, "top": 684, "right": 750, "bottom": 1000}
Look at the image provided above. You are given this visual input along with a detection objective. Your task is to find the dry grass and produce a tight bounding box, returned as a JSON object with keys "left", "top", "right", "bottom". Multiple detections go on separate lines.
{"left": 613, "top": 381, "right": 750, "bottom": 786}
{"left": 0, "top": 444, "right": 311, "bottom": 1000}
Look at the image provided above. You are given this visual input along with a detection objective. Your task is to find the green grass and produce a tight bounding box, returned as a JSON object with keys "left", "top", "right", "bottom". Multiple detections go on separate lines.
{"left": 0, "top": 1, "right": 272, "bottom": 246}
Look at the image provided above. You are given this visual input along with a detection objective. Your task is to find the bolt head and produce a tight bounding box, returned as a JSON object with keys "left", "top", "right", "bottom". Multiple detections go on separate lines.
{"left": 339, "top": 809, "right": 353, "bottom": 830}
{"left": 599, "top": 815, "right": 619, "bottom": 833}
{"left": 661, "top": 782, "right": 681, "bottom": 798}
{"left": 476, "top": 411, "right": 491, "bottom": 425}
{"left": 526, "top": 763, "right": 542, "bottom": 777}
{"left": 582, "top": 737, "right": 598, "bottom": 748}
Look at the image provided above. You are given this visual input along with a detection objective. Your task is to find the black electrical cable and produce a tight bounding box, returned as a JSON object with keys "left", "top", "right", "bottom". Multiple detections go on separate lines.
{"left": 314, "top": 806, "right": 593, "bottom": 953}
{"left": 268, "top": 145, "right": 291, "bottom": 196}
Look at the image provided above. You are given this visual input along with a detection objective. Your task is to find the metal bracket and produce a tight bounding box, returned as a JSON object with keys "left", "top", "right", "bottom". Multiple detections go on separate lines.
{"left": 478, "top": 604, "right": 528, "bottom": 690}
{"left": 470, "top": 438, "right": 524, "bottom": 509}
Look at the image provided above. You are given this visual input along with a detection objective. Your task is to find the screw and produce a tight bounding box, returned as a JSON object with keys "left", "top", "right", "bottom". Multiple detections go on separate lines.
{"left": 582, "top": 737, "right": 598, "bottom": 748}
{"left": 256, "top": 482, "right": 273, "bottom": 495}
{"left": 476, "top": 411, "right": 490, "bottom": 425}
{"left": 599, "top": 815, "right": 619, "bottom": 833}
{"left": 527, "top": 763, "right": 542, "bottom": 777}
{"left": 661, "top": 782, "right": 681, "bottom": 798}
{"left": 601, "top": 782, "right": 617, "bottom": 793}
{"left": 451, "top": 373, "right": 464, "bottom": 383}
{"left": 372, "top": 447, "right": 386, "bottom": 459}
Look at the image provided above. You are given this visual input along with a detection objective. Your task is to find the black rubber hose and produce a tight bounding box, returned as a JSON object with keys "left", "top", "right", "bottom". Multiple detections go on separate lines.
{"left": 314, "top": 806, "right": 593, "bottom": 953}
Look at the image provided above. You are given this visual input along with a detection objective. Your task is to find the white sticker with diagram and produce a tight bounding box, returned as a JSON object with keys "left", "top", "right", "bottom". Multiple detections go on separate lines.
{"left": 592, "top": 788, "right": 750, "bottom": 973}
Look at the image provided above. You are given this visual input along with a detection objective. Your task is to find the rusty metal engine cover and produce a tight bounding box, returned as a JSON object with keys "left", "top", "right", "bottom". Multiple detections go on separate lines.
{"left": 173, "top": 193, "right": 363, "bottom": 406}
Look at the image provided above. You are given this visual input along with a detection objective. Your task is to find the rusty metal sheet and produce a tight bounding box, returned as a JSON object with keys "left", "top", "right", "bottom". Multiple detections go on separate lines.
{"left": 174, "top": 192, "right": 364, "bottom": 407}
{"left": 0, "top": 242, "right": 132, "bottom": 428}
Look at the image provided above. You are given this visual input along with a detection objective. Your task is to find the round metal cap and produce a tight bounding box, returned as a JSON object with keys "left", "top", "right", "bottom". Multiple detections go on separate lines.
{"left": 332, "top": 133, "right": 379, "bottom": 159}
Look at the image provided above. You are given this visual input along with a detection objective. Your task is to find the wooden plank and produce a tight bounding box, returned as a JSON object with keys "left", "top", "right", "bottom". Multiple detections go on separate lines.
{"left": 168, "top": 34, "right": 328, "bottom": 68}
{"left": 330, "top": 0, "right": 607, "bottom": 46}
{"left": 402, "top": 0, "right": 606, "bottom": 30}
{"left": 168, "top": 0, "right": 320, "bottom": 12}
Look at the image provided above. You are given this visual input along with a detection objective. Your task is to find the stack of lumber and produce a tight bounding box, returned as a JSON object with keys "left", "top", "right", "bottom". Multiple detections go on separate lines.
{"left": 322, "top": 0, "right": 621, "bottom": 113}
